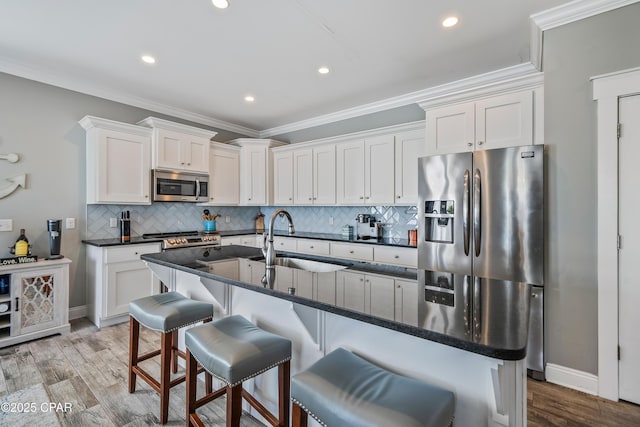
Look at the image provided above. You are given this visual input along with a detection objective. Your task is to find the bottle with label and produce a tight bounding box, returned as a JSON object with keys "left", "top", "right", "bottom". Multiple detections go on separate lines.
{"left": 13, "top": 229, "right": 30, "bottom": 257}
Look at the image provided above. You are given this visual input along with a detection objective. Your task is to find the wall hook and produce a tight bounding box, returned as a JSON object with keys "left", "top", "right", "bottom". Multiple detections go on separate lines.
{"left": 0, "top": 153, "right": 19, "bottom": 163}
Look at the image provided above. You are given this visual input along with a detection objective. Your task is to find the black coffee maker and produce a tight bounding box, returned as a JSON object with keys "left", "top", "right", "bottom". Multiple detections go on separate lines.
{"left": 46, "top": 219, "right": 63, "bottom": 260}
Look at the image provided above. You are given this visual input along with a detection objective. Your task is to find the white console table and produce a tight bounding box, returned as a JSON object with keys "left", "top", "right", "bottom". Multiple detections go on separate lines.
{"left": 0, "top": 258, "right": 71, "bottom": 348}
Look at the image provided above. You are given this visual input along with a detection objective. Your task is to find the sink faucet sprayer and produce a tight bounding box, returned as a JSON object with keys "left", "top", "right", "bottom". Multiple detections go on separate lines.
{"left": 261, "top": 209, "right": 295, "bottom": 286}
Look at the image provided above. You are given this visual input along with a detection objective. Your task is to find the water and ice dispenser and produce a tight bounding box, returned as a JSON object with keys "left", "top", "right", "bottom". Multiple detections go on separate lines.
{"left": 423, "top": 200, "right": 454, "bottom": 243}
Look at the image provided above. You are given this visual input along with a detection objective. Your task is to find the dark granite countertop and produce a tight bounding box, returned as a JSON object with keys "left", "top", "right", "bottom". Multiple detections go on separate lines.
{"left": 82, "top": 229, "right": 418, "bottom": 248}
{"left": 141, "top": 245, "right": 530, "bottom": 361}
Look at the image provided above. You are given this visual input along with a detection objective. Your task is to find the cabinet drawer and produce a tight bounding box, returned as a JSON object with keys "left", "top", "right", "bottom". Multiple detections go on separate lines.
{"left": 374, "top": 246, "right": 417, "bottom": 267}
{"left": 296, "top": 239, "right": 330, "bottom": 256}
{"left": 273, "top": 236, "right": 297, "bottom": 251}
{"left": 331, "top": 242, "right": 373, "bottom": 261}
{"left": 104, "top": 244, "right": 160, "bottom": 264}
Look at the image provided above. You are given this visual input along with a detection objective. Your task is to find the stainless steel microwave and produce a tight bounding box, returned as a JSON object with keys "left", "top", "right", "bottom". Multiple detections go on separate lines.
{"left": 152, "top": 170, "right": 208, "bottom": 202}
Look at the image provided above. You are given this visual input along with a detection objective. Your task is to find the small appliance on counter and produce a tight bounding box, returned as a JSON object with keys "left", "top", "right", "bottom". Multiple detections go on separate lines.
{"left": 46, "top": 219, "right": 64, "bottom": 259}
{"left": 355, "top": 214, "right": 383, "bottom": 240}
{"left": 119, "top": 211, "right": 131, "bottom": 243}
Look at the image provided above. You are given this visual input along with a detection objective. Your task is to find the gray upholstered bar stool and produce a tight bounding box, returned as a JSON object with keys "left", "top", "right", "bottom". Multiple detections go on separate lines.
{"left": 128, "top": 292, "right": 214, "bottom": 424}
{"left": 291, "top": 347, "right": 455, "bottom": 427}
{"left": 185, "top": 314, "right": 292, "bottom": 427}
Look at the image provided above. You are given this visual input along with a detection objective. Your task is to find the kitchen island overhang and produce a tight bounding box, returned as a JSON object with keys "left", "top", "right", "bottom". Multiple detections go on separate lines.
{"left": 141, "top": 244, "right": 531, "bottom": 427}
{"left": 140, "top": 245, "right": 531, "bottom": 361}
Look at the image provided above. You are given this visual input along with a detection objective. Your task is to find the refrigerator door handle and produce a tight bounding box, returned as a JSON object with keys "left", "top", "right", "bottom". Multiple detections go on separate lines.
{"left": 474, "top": 168, "right": 481, "bottom": 257}
{"left": 463, "top": 169, "right": 470, "bottom": 256}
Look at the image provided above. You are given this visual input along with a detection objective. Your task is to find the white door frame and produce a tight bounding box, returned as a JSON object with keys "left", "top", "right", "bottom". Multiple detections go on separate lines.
{"left": 592, "top": 66, "right": 640, "bottom": 401}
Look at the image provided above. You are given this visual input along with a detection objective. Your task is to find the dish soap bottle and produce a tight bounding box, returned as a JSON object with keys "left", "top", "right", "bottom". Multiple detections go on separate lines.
{"left": 13, "top": 229, "right": 30, "bottom": 257}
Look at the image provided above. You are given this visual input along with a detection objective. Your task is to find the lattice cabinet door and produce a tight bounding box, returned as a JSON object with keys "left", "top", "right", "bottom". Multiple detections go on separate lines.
{"left": 11, "top": 266, "right": 65, "bottom": 336}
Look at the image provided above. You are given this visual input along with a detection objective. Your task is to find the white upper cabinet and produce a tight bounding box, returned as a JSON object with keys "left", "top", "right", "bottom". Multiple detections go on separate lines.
{"left": 273, "top": 151, "right": 294, "bottom": 205}
{"left": 394, "top": 128, "right": 426, "bottom": 204}
{"left": 80, "top": 116, "right": 152, "bottom": 205}
{"left": 292, "top": 145, "right": 336, "bottom": 205}
{"left": 424, "top": 89, "right": 537, "bottom": 155}
{"left": 138, "top": 117, "right": 216, "bottom": 173}
{"left": 293, "top": 148, "right": 313, "bottom": 204}
{"left": 228, "top": 138, "right": 287, "bottom": 206}
{"left": 337, "top": 135, "right": 395, "bottom": 205}
{"left": 313, "top": 144, "right": 336, "bottom": 204}
{"left": 205, "top": 143, "right": 240, "bottom": 205}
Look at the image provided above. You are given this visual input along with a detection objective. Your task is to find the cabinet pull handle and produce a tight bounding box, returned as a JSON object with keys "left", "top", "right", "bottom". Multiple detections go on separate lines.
{"left": 467, "top": 142, "right": 473, "bottom": 147}
{"left": 477, "top": 141, "right": 483, "bottom": 146}
{"left": 15, "top": 297, "right": 19, "bottom": 312}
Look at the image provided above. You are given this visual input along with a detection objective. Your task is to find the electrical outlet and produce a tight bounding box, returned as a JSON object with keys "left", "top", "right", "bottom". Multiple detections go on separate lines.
{"left": 225, "top": 216, "right": 230, "bottom": 223}
{"left": 65, "top": 218, "right": 76, "bottom": 229}
{"left": 329, "top": 216, "right": 334, "bottom": 225}
{"left": 0, "top": 219, "right": 12, "bottom": 232}
{"left": 109, "top": 217, "right": 118, "bottom": 228}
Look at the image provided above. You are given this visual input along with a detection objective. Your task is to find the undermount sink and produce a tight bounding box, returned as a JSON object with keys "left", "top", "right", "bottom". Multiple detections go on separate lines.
{"left": 255, "top": 256, "right": 348, "bottom": 273}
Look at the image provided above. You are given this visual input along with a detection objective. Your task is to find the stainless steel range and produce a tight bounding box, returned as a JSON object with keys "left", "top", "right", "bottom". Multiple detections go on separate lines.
{"left": 142, "top": 231, "right": 221, "bottom": 250}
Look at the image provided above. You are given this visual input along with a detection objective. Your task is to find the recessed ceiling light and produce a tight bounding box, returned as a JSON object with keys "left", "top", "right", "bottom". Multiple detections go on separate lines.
{"left": 141, "top": 55, "right": 156, "bottom": 64}
{"left": 442, "top": 16, "right": 459, "bottom": 28}
{"left": 212, "top": 0, "right": 229, "bottom": 9}
{"left": 244, "top": 95, "right": 255, "bottom": 103}
{"left": 318, "top": 66, "right": 330, "bottom": 75}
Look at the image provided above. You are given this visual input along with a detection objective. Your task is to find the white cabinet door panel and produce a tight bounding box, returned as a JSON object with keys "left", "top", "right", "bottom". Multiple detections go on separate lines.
{"left": 365, "top": 135, "right": 395, "bottom": 204}
{"left": 314, "top": 145, "right": 336, "bottom": 204}
{"left": 395, "top": 129, "right": 426, "bottom": 204}
{"left": 293, "top": 149, "right": 313, "bottom": 204}
{"left": 337, "top": 140, "right": 365, "bottom": 204}
{"left": 426, "top": 103, "right": 475, "bottom": 154}
{"left": 273, "top": 151, "right": 294, "bottom": 205}
{"left": 475, "top": 91, "right": 533, "bottom": 150}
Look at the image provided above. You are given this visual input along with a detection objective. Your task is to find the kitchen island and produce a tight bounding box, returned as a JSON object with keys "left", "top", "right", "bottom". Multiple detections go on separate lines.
{"left": 142, "top": 245, "right": 531, "bottom": 427}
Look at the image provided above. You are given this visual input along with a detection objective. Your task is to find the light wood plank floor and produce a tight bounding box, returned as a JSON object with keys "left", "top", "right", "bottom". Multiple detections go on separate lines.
{"left": 1, "top": 319, "right": 639, "bottom": 426}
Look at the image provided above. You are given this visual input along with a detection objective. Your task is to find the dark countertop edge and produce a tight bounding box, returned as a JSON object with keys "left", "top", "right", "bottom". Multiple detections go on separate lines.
{"left": 140, "top": 252, "right": 525, "bottom": 361}
{"left": 82, "top": 229, "right": 418, "bottom": 249}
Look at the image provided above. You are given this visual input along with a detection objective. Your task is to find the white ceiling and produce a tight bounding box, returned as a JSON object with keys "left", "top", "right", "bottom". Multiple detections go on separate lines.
{"left": 0, "top": 0, "right": 574, "bottom": 136}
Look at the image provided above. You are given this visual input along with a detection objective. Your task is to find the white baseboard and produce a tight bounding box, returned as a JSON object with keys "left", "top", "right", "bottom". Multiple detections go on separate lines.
{"left": 68, "top": 305, "right": 87, "bottom": 320}
{"left": 545, "top": 363, "right": 599, "bottom": 396}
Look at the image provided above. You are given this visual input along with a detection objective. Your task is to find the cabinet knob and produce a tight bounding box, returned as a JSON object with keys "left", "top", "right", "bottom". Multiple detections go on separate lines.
{"left": 397, "top": 196, "right": 401, "bottom": 199}
{"left": 365, "top": 279, "right": 369, "bottom": 283}
{"left": 478, "top": 141, "right": 483, "bottom": 146}
{"left": 289, "top": 198, "right": 292, "bottom": 200}
{"left": 394, "top": 255, "right": 399, "bottom": 259}
{"left": 360, "top": 196, "right": 364, "bottom": 200}
{"left": 467, "top": 142, "right": 473, "bottom": 147}
{"left": 145, "top": 195, "right": 149, "bottom": 198}
{"left": 181, "top": 162, "right": 185, "bottom": 165}
{"left": 187, "top": 162, "right": 191, "bottom": 165}
{"left": 365, "top": 196, "right": 370, "bottom": 199}
{"left": 210, "top": 197, "right": 214, "bottom": 200}
{"left": 310, "top": 245, "right": 314, "bottom": 249}
{"left": 135, "top": 252, "right": 139, "bottom": 255}
{"left": 248, "top": 198, "right": 251, "bottom": 201}
{"left": 349, "top": 250, "right": 354, "bottom": 254}
{"left": 309, "top": 197, "right": 312, "bottom": 201}
{"left": 360, "top": 278, "right": 364, "bottom": 282}
{"left": 313, "top": 197, "right": 317, "bottom": 200}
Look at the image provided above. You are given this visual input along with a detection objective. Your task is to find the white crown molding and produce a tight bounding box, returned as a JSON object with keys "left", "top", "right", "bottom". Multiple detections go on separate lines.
{"left": 260, "top": 63, "right": 539, "bottom": 138}
{"left": 79, "top": 115, "right": 152, "bottom": 136}
{"left": 0, "top": 56, "right": 260, "bottom": 138}
{"left": 531, "top": 0, "right": 639, "bottom": 32}
{"left": 418, "top": 66, "right": 544, "bottom": 110}
{"left": 137, "top": 116, "right": 218, "bottom": 139}
{"left": 271, "top": 120, "right": 425, "bottom": 151}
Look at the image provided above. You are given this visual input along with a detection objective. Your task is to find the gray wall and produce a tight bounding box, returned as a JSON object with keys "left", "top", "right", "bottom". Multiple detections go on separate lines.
{"left": 543, "top": 3, "right": 640, "bottom": 374}
{"left": 0, "top": 72, "right": 250, "bottom": 308}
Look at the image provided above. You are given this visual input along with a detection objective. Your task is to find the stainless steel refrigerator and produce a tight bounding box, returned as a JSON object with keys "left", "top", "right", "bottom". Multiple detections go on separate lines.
{"left": 417, "top": 144, "right": 545, "bottom": 379}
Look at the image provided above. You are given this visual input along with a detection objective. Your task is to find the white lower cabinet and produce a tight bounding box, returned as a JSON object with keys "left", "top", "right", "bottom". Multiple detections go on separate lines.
{"left": 221, "top": 235, "right": 261, "bottom": 248}
{"left": 296, "top": 239, "right": 330, "bottom": 256}
{"left": 373, "top": 245, "right": 417, "bottom": 268}
{"left": 336, "top": 271, "right": 395, "bottom": 321}
{"left": 330, "top": 242, "right": 374, "bottom": 262}
{"left": 86, "top": 243, "right": 161, "bottom": 328}
{"left": 0, "top": 259, "right": 71, "bottom": 347}
{"left": 394, "top": 279, "right": 420, "bottom": 326}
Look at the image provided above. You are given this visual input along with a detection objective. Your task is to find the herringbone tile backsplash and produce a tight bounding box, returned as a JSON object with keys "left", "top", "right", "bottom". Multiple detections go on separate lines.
{"left": 87, "top": 204, "right": 417, "bottom": 239}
